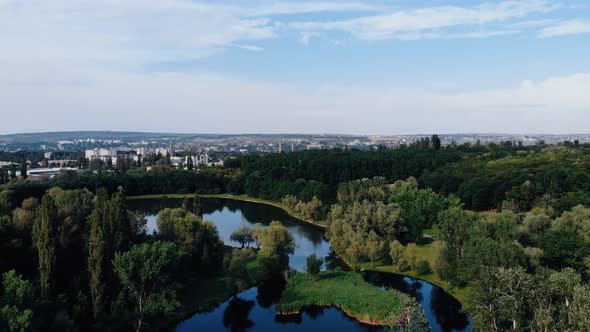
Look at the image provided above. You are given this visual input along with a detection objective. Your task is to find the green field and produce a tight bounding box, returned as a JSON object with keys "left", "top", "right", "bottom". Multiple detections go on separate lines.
{"left": 277, "top": 270, "right": 413, "bottom": 326}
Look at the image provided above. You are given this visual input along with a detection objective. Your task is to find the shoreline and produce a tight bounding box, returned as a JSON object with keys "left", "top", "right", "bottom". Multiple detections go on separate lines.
{"left": 128, "top": 193, "right": 468, "bottom": 307}
{"left": 128, "top": 193, "right": 328, "bottom": 229}
{"left": 276, "top": 304, "right": 385, "bottom": 326}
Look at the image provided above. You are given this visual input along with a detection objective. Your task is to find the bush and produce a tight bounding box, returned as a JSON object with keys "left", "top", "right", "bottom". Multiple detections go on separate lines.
{"left": 416, "top": 260, "right": 432, "bottom": 275}
{"left": 398, "top": 260, "right": 411, "bottom": 272}
{"left": 305, "top": 254, "right": 323, "bottom": 280}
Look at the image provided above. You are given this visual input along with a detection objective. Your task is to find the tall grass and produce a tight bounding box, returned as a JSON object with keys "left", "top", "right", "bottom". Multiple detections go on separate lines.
{"left": 277, "top": 271, "right": 412, "bottom": 324}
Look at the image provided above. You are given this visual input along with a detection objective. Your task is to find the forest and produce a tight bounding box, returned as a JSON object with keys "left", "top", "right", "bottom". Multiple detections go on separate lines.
{"left": 2, "top": 138, "right": 590, "bottom": 330}
{"left": 0, "top": 187, "right": 295, "bottom": 331}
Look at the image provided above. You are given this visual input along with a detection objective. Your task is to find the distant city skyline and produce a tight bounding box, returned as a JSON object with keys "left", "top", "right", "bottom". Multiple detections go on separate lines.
{"left": 1, "top": 0, "right": 589, "bottom": 134}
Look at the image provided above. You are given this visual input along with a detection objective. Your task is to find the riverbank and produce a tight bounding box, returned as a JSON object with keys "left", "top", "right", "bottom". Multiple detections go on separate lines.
{"left": 277, "top": 270, "right": 415, "bottom": 326}
{"left": 339, "top": 243, "right": 471, "bottom": 305}
{"left": 128, "top": 193, "right": 470, "bottom": 306}
{"left": 127, "top": 193, "right": 328, "bottom": 229}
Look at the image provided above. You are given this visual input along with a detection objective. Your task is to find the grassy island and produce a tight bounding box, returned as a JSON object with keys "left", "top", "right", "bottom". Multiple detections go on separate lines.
{"left": 276, "top": 270, "right": 418, "bottom": 326}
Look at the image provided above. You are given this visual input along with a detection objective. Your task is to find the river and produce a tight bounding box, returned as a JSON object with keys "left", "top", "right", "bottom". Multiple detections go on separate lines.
{"left": 127, "top": 197, "right": 472, "bottom": 332}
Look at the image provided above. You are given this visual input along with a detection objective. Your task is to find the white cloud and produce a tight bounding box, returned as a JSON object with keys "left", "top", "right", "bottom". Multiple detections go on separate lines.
{"left": 505, "top": 18, "right": 557, "bottom": 29}
{"left": 236, "top": 1, "right": 381, "bottom": 17}
{"left": 289, "top": 0, "right": 559, "bottom": 40}
{"left": 0, "top": 0, "right": 277, "bottom": 66}
{"left": 1, "top": 60, "right": 588, "bottom": 134}
{"left": 538, "top": 19, "right": 590, "bottom": 37}
{"left": 232, "top": 44, "right": 264, "bottom": 52}
{"left": 299, "top": 31, "right": 321, "bottom": 45}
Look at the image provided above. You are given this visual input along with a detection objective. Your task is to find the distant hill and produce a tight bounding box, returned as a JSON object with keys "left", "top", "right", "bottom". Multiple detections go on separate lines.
{"left": 0, "top": 131, "right": 362, "bottom": 144}
{"left": 0, "top": 131, "right": 236, "bottom": 143}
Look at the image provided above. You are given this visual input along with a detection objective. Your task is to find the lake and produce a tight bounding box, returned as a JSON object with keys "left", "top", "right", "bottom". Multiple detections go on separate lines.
{"left": 127, "top": 197, "right": 472, "bottom": 332}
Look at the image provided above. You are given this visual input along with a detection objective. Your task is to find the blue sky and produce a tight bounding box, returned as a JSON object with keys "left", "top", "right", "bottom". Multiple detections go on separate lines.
{"left": 1, "top": 0, "right": 590, "bottom": 134}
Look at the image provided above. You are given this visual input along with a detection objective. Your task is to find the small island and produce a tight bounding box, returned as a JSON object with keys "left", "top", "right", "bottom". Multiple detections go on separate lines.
{"left": 276, "top": 270, "right": 424, "bottom": 327}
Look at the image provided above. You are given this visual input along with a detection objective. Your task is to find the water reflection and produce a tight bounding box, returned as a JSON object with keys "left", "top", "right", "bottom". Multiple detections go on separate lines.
{"left": 363, "top": 272, "right": 472, "bottom": 332}
{"left": 176, "top": 276, "right": 386, "bottom": 332}
{"left": 128, "top": 197, "right": 330, "bottom": 271}
{"left": 223, "top": 296, "right": 256, "bottom": 332}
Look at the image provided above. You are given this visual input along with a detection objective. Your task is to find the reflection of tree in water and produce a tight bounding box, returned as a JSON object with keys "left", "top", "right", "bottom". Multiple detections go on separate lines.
{"left": 225, "top": 199, "right": 325, "bottom": 246}
{"left": 202, "top": 198, "right": 227, "bottom": 214}
{"left": 127, "top": 198, "right": 184, "bottom": 215}
{"left": 363, "top": 271, "right": 471, "bottom": 332}
{"left": 303, "top": 306, "right": 325, "bottom": 320}
{"left": 256, "top": 274, "right": 286, "bottom": 308}
{"left": 363, "top": 272, "right": 423, "bottom": 302}
{"left": 222, "top": 296, "right": 256, "bottom": 332}
{"left": 430, "top": 287, "right": 470, "bottom": 332}
{"left": 403, "top": 279, "right": 424, "bottom": 303}
{"left": 275, "top": 313, "right": 303, "bottom": 325}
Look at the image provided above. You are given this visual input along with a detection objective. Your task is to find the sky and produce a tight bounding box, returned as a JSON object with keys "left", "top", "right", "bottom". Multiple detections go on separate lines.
{"left": 1, "top": 0, "right": 589, "bottom": 135}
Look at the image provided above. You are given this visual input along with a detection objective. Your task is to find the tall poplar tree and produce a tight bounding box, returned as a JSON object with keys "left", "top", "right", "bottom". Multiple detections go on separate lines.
{"left": 88, "top": 188, "right": 108, "bottom": 317}
{"left": 33, "top": 195, "right": 58, "bottom": 299}
{"left": 20, "top": 163, "right": 27, "bottom": 179}
{"left": 187, "top": 151, "right": 194, "bottom": 171}
{"left": 109, "top": 192, "right": 130, "bottom": 253}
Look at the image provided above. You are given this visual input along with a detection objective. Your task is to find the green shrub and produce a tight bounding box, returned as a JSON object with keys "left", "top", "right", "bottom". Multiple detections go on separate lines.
{"left": 416, "top": 260, "right": 432, "bottom": 275}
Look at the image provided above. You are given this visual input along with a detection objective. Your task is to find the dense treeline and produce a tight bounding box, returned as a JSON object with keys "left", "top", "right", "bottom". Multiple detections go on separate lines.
{"left": 236, "top": 146, "right": 465, "bottom": 203}
{"left": 0, "top": 168, "right": 237, "bottom": 207}
{"left": 233, "top": 143, "right": 590, "bottom": 212}
{"left": 0, "top": 185, "right": 295, "bottom": 331}
{"left": 5, "top": 141, "right": 590, "bottom": 214}
{"left": 327, "top": 177, "right": 457, "bottom": 264}
{"left": 420, "top": 146, "right": 590, "bottom": 212}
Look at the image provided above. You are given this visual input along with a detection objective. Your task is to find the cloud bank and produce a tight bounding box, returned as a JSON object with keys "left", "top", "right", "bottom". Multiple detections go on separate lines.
{"left": 0, "top": 0, "right": 589, "bottom": 134}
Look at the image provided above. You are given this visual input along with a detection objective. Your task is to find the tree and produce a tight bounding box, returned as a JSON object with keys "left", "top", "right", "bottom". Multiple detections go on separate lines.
{"left": 156, "top": 208, "right": 224, "bottom": 273}
{"left": 281, "top": 195, "right": 298, "bottom": 210}
{"left": 33, "top": 195, "right": 58, "bottom": 299}
{"left": 88, "top": 188, "right": 108, "bottom": 318}
{"left": 471, "top": 267, "right": 533, "bottom": 330}
{"left": 258, "top": 221, "right": 295, "bottom": 272}
{"left": 19, "top": 163, "right": 27, "bottom": 180}
{"left": 11, "top": 208, "right": 35, "bottom": 234}
{"left": 259, "top": 221, "right": 295, "bottom": 257}
{"left": 109, "top": 192, "right": 131, "bottom": 253}
{"left": 552, "top": 205, "right": 590, "bottom": 242}
{"left": 0, "top": 190, "right": 14, "bottom": 215}
{"left": 9, "top": 164, "right": 16, "bottom": 179}
{"left": 305, "top": 254, "right": 323, "bottom": 281}
{"left": 186, "top": 151, "right": 194, "bottom": 171}
{"left": 230, "top": 225, "right": 254, "bottom": 248}
{"left": 431, "top": 134, "right": 442, "bottom": 150}
{"left": 0, "top": 270, "right": 33, "bottom": 332}
{"left": 540, "top": 230, "right": 588, "bottom": 273}
{"left": 435, "top": 207, "right": 475, "bottom": 284}
{"left": 113, "top": 241, "right": 183, "bottom": 332}
{"left": 251, "top": 223, "right": 264, "bottom": 249}
{"left": 366, "top": 230, "right": 384, "bottom": 267}
{"left": 389, "top": 240, "right": 405, "bottom": 266}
